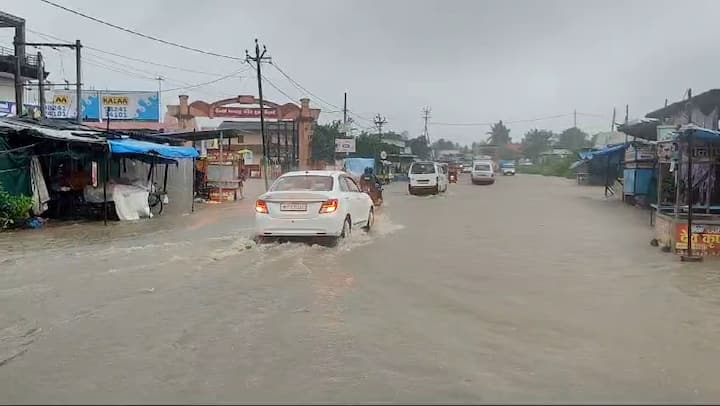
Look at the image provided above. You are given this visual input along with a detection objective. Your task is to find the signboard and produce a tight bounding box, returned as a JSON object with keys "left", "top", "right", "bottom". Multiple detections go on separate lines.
{"left": 0, "top": 101, "right": 15, "bottom": 117}
{"left": 45, "top": 91, "right": 100, "bottom": 120}
{"left": 212, "top": 107, "right": 278, "bottom": 119}
{"left": 675, "top": 223, "right": 720, "bottom": 256}
{"left": 100, "top": 92, "right": 159, "bottom": 121}
{"left": 657, "top": 125, "right": 677, "bottom": 142}
{"left": 45, "top": 91, "right": 159, "bottom": 121}
{"left": 335, "top": 138, "right": 356, "bottom": 153}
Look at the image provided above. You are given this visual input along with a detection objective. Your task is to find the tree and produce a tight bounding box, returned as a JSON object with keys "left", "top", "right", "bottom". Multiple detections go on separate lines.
{"left": 521, "top": 129, "right": 554, "bottom": 161}
{"left": 487, "top": 120, "right": 511, "bottom": 145}
{"left": 355, "top": 131, "right": 401, "bottom": 157}
{"left": 310, "top": 121, "right": 342, "bottom": 162}
{"left": 431, "top": 138, "right": 457, "bottom": 152}
{"left": 408, "top": 136, "right": 431, "bottom": 159}
{"left": 556, "top": 127, "right": 590, "bottom": 151}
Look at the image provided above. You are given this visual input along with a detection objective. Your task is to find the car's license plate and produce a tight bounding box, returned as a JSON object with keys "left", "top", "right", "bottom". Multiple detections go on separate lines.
{"left": 280, "top": 202, "right": 307, "bottom": 211}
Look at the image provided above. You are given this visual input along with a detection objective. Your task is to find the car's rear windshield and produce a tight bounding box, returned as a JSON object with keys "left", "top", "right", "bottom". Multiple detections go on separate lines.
{"left": 270, "top": 175, "right": 334, "bottom": 191}
{"left": 411, "top": 163, "right": 436, "bottom": 174}
{"left": 474, "top": 164, "right": 491, "bottom": 171}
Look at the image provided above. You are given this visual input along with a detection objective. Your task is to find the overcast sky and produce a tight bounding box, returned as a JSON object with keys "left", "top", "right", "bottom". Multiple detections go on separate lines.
{"left": 3, "top": 0, "right": 720, "bottom": 143}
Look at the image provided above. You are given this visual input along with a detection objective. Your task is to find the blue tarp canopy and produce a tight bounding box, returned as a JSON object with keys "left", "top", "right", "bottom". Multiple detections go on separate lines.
{"left": 585, "top": 143, "right": 627, "bottom": 159}
{"left": 108, "top": 138, "right": 199, "bottom": 159}
{"left": 677, "top": 125, "right": 720, "bottom": 143}
{"left": 343, "top": 157, "right": 375, "bottom": 177}
{"left": 571, "top": 144, "right": 627, "bottom": 170}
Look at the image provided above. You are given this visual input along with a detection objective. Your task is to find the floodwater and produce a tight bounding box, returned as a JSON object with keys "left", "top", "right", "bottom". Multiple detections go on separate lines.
{"left": 1, "top": 174, "right": 720, "bottom": 403}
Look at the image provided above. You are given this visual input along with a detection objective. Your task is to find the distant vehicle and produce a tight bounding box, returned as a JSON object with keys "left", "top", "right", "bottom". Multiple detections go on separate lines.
{"left": 254, "top": 171, "right": 374, "bottom": 245}
{"left": 408, "top": 161, "right": 448, "bottom": 195}
{"left": 471, "top": 161, "right": 495, "bottom": 185}
{"left": 462, "top": 163, "right": 473, "bottom": 173}
{"left": 500, "top": 160, "right": 516, "bottom": 176}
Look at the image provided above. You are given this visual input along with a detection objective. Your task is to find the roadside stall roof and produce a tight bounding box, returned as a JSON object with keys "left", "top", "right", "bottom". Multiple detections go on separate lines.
{"left": 108, "top": 138, "right": 199, "bottom": 159}
{"left": 617, "top": 118, "right": 659, "bottom": 141}
{"left": 0, "top": 117, "right": 106, "bottom": 144}
{"left": 676, "top": 125, "right": 720, "bottom": 143}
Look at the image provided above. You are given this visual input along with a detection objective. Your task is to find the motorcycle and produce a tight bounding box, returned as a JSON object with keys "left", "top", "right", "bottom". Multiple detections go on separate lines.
{"left": 449, "top": 169, "right": 458, "bottom": 183}
{"left": 359, "top": 178, "right": 383, "bottom": 206}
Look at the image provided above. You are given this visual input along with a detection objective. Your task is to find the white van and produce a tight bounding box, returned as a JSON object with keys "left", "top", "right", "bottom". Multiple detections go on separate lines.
{"left": 471, "top": 160, "right": 495, "bottom": 185}
{"left": 408, "top": 161, "right": 448, "bottom": 195}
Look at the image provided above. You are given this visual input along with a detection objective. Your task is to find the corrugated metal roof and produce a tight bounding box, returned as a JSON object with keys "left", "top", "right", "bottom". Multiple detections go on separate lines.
{"left": 0, "top": 117, "right": 106, "bottom": 144}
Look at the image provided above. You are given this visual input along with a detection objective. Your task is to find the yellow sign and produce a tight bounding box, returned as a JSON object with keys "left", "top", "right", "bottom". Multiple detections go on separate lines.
{"left": 53, "top": 95, "right": 70, "bottom": 105}
{"left": 102, "top": 96, "right": 129, "bottom": 106}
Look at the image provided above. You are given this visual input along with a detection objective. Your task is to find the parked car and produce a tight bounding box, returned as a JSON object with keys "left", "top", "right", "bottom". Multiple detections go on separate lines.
{"left": 254, "top": 171, "right": 374, "bottom": 245}
{"left": 471, "top": 161, "right": 495, "bottom": 185}
{"left": 408, "top": 161, "right": 448, "bottom": 195}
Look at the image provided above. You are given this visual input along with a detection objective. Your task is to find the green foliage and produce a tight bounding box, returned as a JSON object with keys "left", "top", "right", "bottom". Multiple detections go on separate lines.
{"left": 522, "top": 129, "right": 555, "bottom": 161}
{"left": 487, "top": 120, "right": 511, "bottom": 145}
{"left": 556, "top": 127, "right": 591, "bottom": 152}
{"left": 355, "top": 132, "right": 401, "bottom": 157}
{"left": 516, "top": 156, "right": 576, "bottom": 179}
{"left": 311, "top": 121, "right": 342, "bottom": 162}
{"left": 0, "top": 184, "right": 32, "bottom": 229}
{"left": 431, "top": 138, "right": 458, "bottom": 152}
{"left": 408, "top": 136, "right": 431, "bottom": 159}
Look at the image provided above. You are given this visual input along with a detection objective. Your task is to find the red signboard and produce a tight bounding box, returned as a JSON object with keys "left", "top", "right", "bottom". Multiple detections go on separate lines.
{"left": 675, "top": 223, "right": 720, "bottom": 256}
{"left": 212, "top": 106, "right": 278, "bottom": 118}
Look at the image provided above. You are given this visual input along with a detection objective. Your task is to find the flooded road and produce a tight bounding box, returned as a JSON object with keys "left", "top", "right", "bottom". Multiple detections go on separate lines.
{"left": 2, "top": 174, "right": 720, "bottom": 403}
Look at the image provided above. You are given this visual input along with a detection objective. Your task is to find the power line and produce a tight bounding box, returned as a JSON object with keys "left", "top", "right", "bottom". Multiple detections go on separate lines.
{"left": 161, "top": 67, "right": 249, "bottom": 92}
{"left": 38, "top": 0, "right": 244, "bottom": 61}
{"left": 269, "top": 60, "right": 374, "bottom": 124}
{"left": 27, "top": 28, "right": 230, "bottom": 76}
{"left": 430, "top": 113, "right": 573, "bottom": 126}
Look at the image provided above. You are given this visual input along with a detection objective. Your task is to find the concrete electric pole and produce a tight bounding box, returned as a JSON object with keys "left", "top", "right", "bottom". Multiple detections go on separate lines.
{"left": 246, "top": 39, "right": 272, "bottom": 190}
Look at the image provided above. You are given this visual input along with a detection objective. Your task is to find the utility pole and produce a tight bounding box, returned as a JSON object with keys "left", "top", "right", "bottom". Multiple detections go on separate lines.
{"left": 573, "top": 109, "right": 577, "bottom": 128}
{"left": 682, "top": 88, "right": 701, "bottom": 262}
{"left": 75, "top": 40, "right": 82, "bottom": 123}
{"left": 610, "top": 107, "right": 616, "bottom": 133}
{"left": 18, "top": 40, "right": 82, "bottom": 122}
{"left": 343, "top": 92, "right": 348, "bottom": 126}
{"left": 13, "top": 35, "right": 23, "bottom": 115}
{"left": 156, "top": 76, "right": 164, "bottom": 123}
{"left": 246, "top": 39, "right": 271, "bottom": 190}
{"left": 374, "top": 114, "right": 387, "bottom": 160}
{"left": 36, "top": 51, "right": 45, "bottom": 118}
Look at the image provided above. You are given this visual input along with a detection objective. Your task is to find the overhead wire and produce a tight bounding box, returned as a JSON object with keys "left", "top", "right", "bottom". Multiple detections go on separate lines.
{"left": 26, "top": 28, "right": 231, "bottom": 77}
{"left": 38, "top": 0, "right": 245, "bottom": 61}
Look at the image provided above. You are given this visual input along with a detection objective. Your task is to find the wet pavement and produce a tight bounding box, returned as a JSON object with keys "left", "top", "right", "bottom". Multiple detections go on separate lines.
{"left": 1, "top": 174, "right": 720, "bottom": 403}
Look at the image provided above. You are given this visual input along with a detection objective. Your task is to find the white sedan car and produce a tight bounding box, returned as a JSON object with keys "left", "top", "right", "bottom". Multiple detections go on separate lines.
{"left": 254, "top": 170, "right": 375, "bottom": 244}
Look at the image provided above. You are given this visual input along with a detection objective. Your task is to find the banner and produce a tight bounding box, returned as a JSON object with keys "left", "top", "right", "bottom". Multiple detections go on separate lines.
{"left": 100, "top": 92, "right": 159, "bottom": 121}
{"left": 335, "top": 138, "right": 356, "bottom": 153}
{"left": 45, "top": 91, "right": 159, "bottom": 121}
{"left": 45, "top": 91, "right": 99, "bottom": 120}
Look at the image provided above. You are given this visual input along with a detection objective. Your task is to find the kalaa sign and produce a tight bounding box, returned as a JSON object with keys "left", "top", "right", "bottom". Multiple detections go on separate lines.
{"left": 212, "top": 106, "right": 279, "bottom": 118}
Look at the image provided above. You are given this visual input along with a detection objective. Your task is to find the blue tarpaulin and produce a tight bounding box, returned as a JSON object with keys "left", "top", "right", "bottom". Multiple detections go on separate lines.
{"left": 343, "top": 157, "right": 375, "bottom": 177}
{"left": 585, "top": 143, "right": 627, "bottom": 159}
{"left": 678, "top": 126, "right": 720, "bottom": 143}
{"left": 108, "top": 138, "right": 199, "bottom": 159}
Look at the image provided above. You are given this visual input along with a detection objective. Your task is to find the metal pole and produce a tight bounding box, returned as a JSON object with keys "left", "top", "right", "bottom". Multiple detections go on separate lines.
{"left": 103, "top": 153, "right": 109, "bottom": 225}
{"left": 37, "top": 51, "right": 45, "bottom": 118}
{"left": 75, "top": 40, "right": 82, "bottom": 124}
{"left": 685, "top": 130, "right": 696, "bottom": 259}
{"left": 14, "top": 36, "right": 23, "bottom": 115}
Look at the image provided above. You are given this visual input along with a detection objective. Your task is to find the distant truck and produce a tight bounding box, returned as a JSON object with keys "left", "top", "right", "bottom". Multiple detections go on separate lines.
{"left": 499, "top": 160, "right": 516, "bottom": 176}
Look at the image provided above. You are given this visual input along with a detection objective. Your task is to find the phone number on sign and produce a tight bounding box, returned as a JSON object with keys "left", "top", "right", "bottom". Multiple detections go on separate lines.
{"left": 105, "top": 106, "right": 129, "bottom": 119}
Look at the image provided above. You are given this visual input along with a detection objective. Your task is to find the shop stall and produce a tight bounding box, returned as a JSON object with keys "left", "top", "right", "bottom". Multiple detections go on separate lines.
{"left": 652, "top": 125, "right": 720, "bottom": 257}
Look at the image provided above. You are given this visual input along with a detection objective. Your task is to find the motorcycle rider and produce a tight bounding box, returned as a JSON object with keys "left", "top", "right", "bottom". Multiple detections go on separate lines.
{"left": 359, "top": 167, "right": 383, "bottom": 204}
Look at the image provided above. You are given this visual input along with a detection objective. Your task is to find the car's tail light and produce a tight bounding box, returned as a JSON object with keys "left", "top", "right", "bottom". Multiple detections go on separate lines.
{"left": 319, "top": 199, "right": 339, "bottom": 214}
{"left": 255, "top": 199, "right": 268, "bottom": 214}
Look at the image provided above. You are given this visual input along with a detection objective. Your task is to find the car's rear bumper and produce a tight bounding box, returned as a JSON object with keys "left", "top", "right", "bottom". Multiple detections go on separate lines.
{"left": 255, "top": 214, "right": 344, "bottom": 237}
{"left": 471, "top": 177, "right": 495, "bottom": 184}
